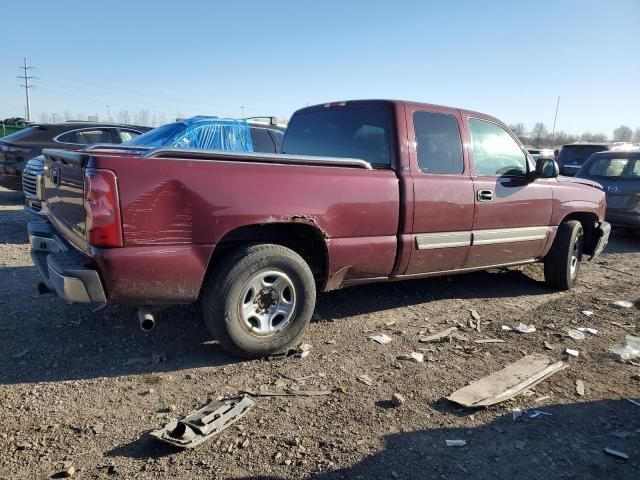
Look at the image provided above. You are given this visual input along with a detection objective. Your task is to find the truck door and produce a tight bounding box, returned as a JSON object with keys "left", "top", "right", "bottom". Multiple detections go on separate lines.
{"left": 464, "top": 117, "right": 553, "bottom": 268}
{"left": 404, "top": 107, "right": 475, "bottom": 275}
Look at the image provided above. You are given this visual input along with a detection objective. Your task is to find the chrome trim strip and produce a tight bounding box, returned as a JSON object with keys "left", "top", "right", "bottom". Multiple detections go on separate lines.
{"left": 85, "top": 144, "right": 152, "bottom": 151}
{"left": 141, "top": 148, "right": 373, "bottom": 170}
{"left": 472, "top": 226, "right": 549, "bottom": 246}
{"left": 415, "top": 226, "right": 549, "bottom": 250}
{"left": 416, "top": 232, "right": 471, "bottom": 250}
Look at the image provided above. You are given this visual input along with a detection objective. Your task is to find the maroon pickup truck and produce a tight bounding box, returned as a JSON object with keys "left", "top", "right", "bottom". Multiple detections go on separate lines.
{"left": 29, "top": 100, "right": 610, "bottom": 357}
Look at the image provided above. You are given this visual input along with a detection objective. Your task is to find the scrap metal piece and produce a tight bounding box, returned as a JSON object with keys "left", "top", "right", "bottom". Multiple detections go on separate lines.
{"left": 448, "top": 354, "right": 566, "bottom": 407}
{"left": 151, "top": 396, "right": 255, "bottom": 449}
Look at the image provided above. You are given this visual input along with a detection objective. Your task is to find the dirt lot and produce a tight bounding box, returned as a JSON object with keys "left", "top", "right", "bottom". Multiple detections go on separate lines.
{"left": 1, "top": 186, "right": 639, "bottom": 480}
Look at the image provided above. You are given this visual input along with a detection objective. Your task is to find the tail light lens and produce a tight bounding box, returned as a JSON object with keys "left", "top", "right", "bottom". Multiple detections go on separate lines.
{"left": 83, "top": 168, "right": 123, "bottom": 247}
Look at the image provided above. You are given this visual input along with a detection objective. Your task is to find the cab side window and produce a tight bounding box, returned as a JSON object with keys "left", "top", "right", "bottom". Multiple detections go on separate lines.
{"left": 469, "top": 119, "right": 527, "bottom": 176}
{"left": 414, "top": 112, "right": 464, "bottom": 174}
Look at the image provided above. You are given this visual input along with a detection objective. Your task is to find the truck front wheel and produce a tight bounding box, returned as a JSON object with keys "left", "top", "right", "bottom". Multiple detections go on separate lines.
{"left": 202, "top": 244, "right": 316, "bottom": 358}
{"left": 544, "top": 220, "right": 584, "bottom": 290}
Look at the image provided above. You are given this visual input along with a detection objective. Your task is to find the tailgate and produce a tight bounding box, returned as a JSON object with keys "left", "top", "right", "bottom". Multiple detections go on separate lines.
{"left": 42, "top": 149, "right": 90, "bottom": 253}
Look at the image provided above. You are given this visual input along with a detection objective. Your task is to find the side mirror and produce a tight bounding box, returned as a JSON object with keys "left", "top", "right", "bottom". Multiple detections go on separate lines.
{"left": 535, "top": 158, "right": 559, "bottom": 178}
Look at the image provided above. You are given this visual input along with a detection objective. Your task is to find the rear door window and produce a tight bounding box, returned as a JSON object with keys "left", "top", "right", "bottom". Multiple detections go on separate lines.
{"left": 413, "top": 111, "right": 464, "bottom": 174}
{"left": 469, "top": 119, "right": 527, "bottom": 176}
{"left": 250, "top": 128, "right": 276, "bottom": 153}
{"left": 282, "top": 106, "right": 392, "bottom": 166}
{"left": 588, "top": 157, "right": 640, "bottom": 177}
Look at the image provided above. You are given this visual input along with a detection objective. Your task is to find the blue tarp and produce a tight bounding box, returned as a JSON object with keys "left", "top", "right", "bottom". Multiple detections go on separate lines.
{"left": 127, "top": 116, "right": 254, "bottom": 152}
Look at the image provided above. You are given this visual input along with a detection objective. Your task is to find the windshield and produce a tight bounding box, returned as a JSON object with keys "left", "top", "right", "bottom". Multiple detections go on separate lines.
{"left": 125, "top": 122, "right": 186, "bottom": 146}
{"left": 282, "top": 106, "right": 392, "bottom": 166}
{"left": 0, "top": 126, "right": 41, "bottom": 142}
{"left": 559, "top": 145, "right": 607, "bottom": 165}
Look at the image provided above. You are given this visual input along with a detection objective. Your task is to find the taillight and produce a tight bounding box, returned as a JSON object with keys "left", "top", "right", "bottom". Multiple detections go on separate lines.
{"left": 83, "top": 168, "right": 123, "bottom": 247}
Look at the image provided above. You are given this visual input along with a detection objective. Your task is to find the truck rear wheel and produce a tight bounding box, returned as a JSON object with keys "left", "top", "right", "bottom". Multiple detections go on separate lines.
{"left": 202, "top": 244, "right": 316, "bottom": 358}
{"left": 544, "top": 220, "right": 584, "bottom": 290}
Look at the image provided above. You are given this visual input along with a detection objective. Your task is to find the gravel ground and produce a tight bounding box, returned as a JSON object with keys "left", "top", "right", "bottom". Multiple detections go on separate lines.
{"left": 1, "top": 186, "right": 639, "bottom": 480}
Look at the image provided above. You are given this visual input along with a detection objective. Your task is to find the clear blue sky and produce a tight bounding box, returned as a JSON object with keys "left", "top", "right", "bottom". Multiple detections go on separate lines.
{"left": 1, "top": 0, "right": 638, "bottom": 135}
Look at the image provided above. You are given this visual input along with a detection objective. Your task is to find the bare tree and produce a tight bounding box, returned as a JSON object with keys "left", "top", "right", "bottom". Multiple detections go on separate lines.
{"left": 38, "top": 112, "right": 48, "bottom": 123}
{"left": 531, "top": 122, "right": 548, "bottom": 147}
{"left": 633, "top": 128, "right": 640, "bottom": 143}
{"left": 508, "top": 123, "right": 527, "bottom": 139}
{"left": 63, "top": 110, "right": 72, "bottom": 121}
{"left": 581, "top": 132, "right": 608, "bottom": 142}
{"left": 139, "top": 109, "right": 150, "bottom": 126}
{"left": 158, "top": 112, "right": 167, "bottom": 125}
{"left": 118, "top": 109, "right": 130, "bottom": 124}
{"left": 151, "top": 114, "right": 158, "bottom": 127}
{"left": 552, "top": 131, "right": 569, "bottom": 145}
{"left": 612, "top": 125, "right": 633, "bottom": 141}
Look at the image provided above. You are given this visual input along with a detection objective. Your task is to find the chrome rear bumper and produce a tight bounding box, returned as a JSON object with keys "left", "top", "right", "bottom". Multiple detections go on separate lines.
{"left": 28, "top": 221, "right": 106, "bottom": 304}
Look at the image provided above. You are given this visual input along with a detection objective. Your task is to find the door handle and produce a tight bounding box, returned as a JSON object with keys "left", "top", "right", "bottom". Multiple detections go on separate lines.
{"left": 477, "top": 190, "right": 494, "bottom": 202}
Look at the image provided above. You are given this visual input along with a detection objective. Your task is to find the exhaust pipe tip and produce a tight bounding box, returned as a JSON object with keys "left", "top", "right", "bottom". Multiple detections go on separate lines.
{"left": 138, "top": 308, "right": 156, "bottom": 331}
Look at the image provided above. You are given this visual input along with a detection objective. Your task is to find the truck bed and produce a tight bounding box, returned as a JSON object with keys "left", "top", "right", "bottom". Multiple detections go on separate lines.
{"left": 42, "top": 147, "right": 400, "bottom": 303}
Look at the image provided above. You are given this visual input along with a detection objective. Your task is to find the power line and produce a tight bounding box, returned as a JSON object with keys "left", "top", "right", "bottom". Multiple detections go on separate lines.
{"left": 551, "top": 96, "right": 560, "bottom": 144}
{"left": 17, "top": 57, "right": 38, "bottom": 122}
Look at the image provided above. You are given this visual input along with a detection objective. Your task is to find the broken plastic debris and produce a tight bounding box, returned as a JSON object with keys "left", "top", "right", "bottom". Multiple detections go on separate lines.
{"left": 577, "top": 327, "right": 598, "bottom": 335}
{"left": 356, "top": 373, "right": 374, "bottom": 386}
{"left": 470, "top": 309, "right": 481, "bottom": 321}
{"left": 474, "top": 339, "right": 506, "bottom": 344}
{"left": 613, "top": 300, "right": 634, "bottom": 309}
{"left": 581, "top": 310, "right": 594, "bottom": 317}
{"left": 397, "top": 352, "right": 424, "bottom": 363}
{"left": 515, "top": 323, "right": 536, "bottom": 333}
{"left": 151, "top": 396, "right": 255, "bottom": 449}
{"left": 575, "top": 379, "right": 585, "bottom": 396}
{"left": 445, "top": 439, "right": 467, "bottom": 447}
{"left": 448, "top": 354, "right": 565, "bottom": 407}
{"left": 418, "top": 327, "right": 458, "bottom": 343}
{"left": 565, "top": 348, "right": 579, "bottom": 357}
{"left": 610, "top": 335, "right": 640, "bottom": 361}
{"left": 503, "top": 323, "right": 536, "bottom": 333}
{"left": 369, "top": 334, "right": 392, "bottom": 345}
{"left": 565, "top": 328, "right": 586, "bottom": 341}
{"left": 529, "top": 410, "right": 553, "bottom": 418}
{"left": 604, "top": 447, "right": 629, "bottom": 460}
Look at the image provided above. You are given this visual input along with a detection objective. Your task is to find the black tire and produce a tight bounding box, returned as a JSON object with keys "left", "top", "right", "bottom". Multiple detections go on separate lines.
{"left": 544, "top": 220, "right": 584, "bottom": 290}
{"left": 202, "top": 244, "right": 316, "bottom": 358}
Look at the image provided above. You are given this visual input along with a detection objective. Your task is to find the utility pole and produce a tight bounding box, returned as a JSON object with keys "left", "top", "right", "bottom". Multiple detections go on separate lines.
{"left": 51, "top": 113, "right": 56, "bottom": 123}
{"left": 106, "top": 104, "right": 110, "bottom": 122}
{"left": 18, "top": 57, "right": 36, "bottom": 122}
{"left": 240, "top": 106, "right": 245, "bottom": 119}
{"left": 551, "top": 96, "right": 560, "bottom": 145}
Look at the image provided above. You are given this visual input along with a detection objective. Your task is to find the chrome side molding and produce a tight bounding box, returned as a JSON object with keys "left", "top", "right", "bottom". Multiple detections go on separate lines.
{"left": 416, "top": 226, "right": 550, "bottom": 250}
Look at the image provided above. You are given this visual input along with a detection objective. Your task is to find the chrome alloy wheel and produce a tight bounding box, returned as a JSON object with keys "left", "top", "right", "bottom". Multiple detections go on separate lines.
{"left": 238, "top": 270, "right": 296, "bottom": 336}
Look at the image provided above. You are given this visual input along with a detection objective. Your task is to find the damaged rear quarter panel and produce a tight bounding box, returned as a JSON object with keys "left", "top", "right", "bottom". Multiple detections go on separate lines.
{"left": 92, "top": 155, "right": 400, "bottom": 301}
